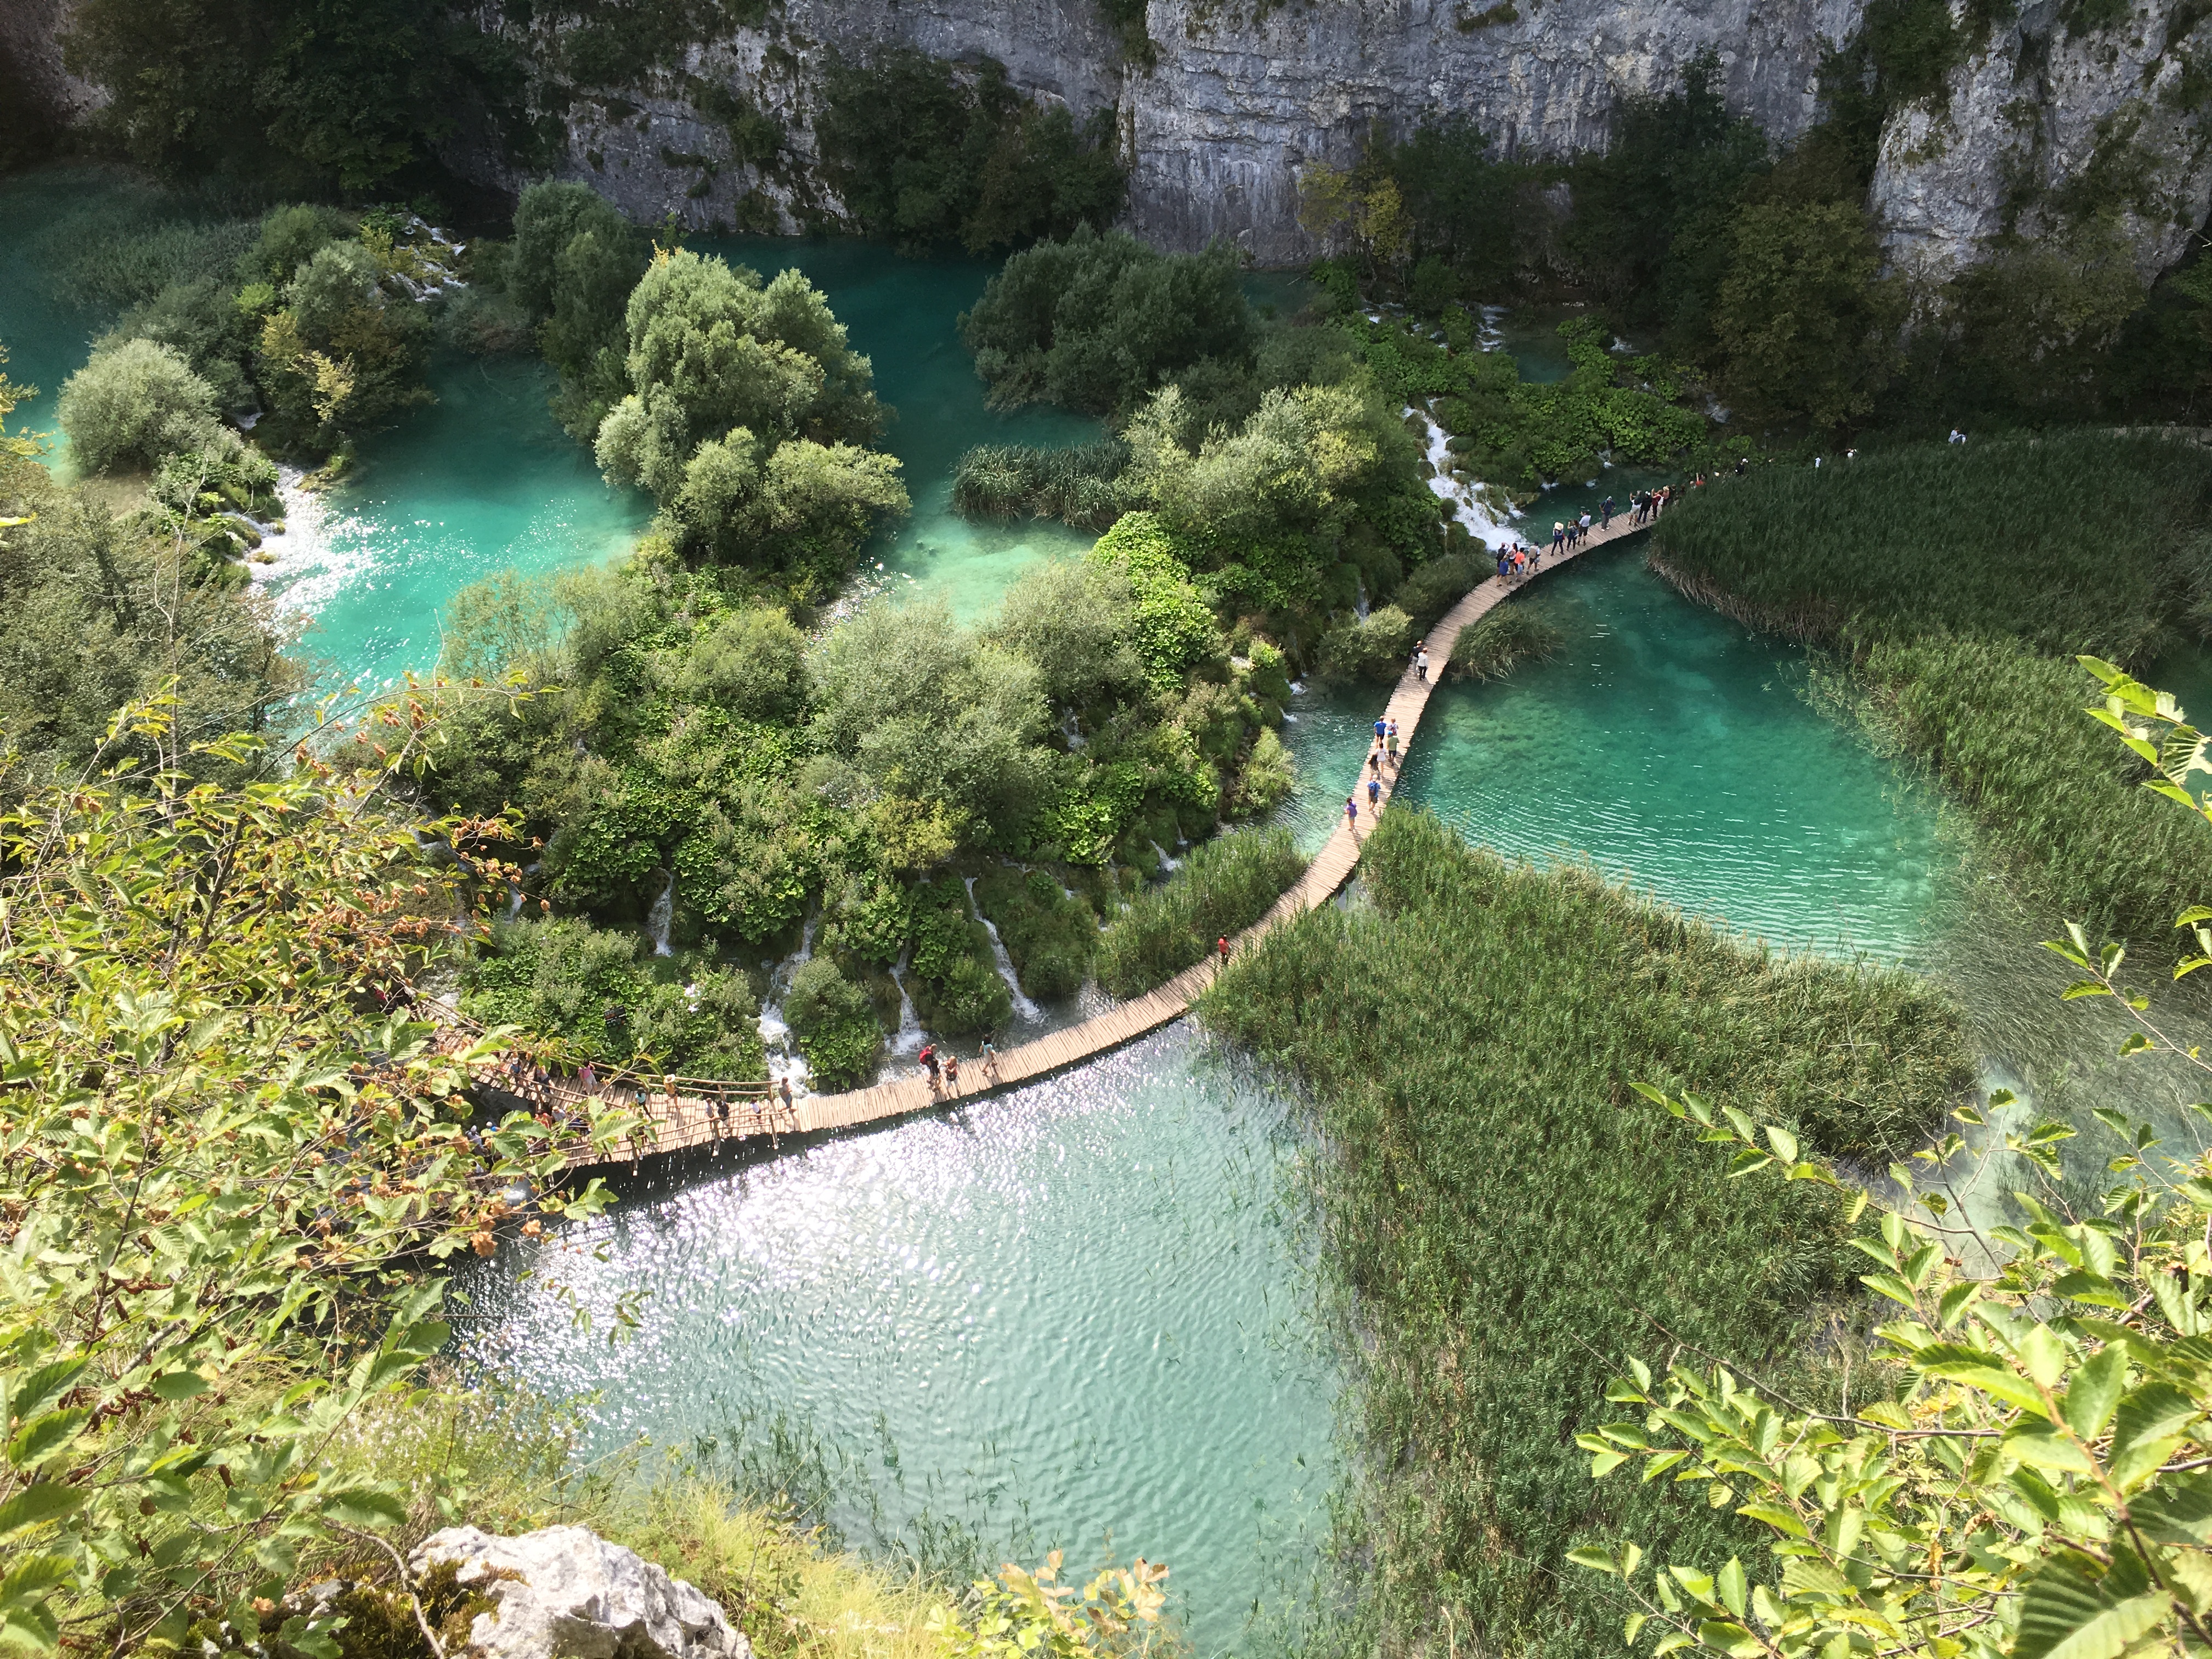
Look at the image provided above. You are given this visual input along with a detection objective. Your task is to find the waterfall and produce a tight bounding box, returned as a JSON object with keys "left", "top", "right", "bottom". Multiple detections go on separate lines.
{"left": 1354, "top": 575, "right": 1370, "bottom": 622}
{"left": 887, "top": 952, "right": 927, "bottom": 1056}
{"left": 754, "top": 910, "right": 822, "bottom": 1092}
{"left": 1149, "top": 840, "right": 1181, "bottom": 873}
{"left": 964, "top": 876, "right": 1043, "bottom": 1023}
{"left": 647, "top": 872, "right": 675, "bottom": 956}
{"left": 1404, "top": 402, "right": 1519, "bottom": 552}
{"left": 1062, "top": 709, "right": 1086, "bottom": 750}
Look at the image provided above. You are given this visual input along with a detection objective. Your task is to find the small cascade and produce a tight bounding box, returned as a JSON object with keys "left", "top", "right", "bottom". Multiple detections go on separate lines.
{"left": 1149, "top": 840, "right": 1182, "bottom": 873}
{"left": 1354, "top": 575, "right": 1370, "bottom": 622}
{"left": 887, "top": 953, "right": 927, "bottom": 1056}
{"left": 965, "top": 876, "right": 1043, "bottom": 1023}
{"left": 754, "top": 911, "right": 822, "bottom": 1093}
{"left": 647, "top": 872, "right": 676, "bottom": 956}
{"left": 1062, "top": 709, "right": 1086, "bottom": 750}
{"left": 1404, "top": 402, "right": 1520, "bottom": 551}
{"left": 505, "top": 876, "right": 525, "bottom": 920}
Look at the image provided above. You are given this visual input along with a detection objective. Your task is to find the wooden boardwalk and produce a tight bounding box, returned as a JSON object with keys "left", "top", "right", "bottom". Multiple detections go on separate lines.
{"left": 566, "top": 508, "right": 1658, "bottom": 1166}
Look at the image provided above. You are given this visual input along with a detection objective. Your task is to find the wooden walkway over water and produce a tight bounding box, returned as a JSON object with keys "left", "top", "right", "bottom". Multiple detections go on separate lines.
{"left": 561, "top": 510, "right": 1657, "bottom": 1166}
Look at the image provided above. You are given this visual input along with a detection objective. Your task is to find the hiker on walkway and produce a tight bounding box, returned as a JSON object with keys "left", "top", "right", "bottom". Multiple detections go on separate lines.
{"left": 980, "top": 1036, "right": 999, "bottom": 1080}
{"left": 1374, "top": 715, "right": 1387, "bottom": 743}
{"left": 919, "top": 1042, "right": 940, "bottom": 1092}
{"left": 1369, "top": 744, "right": 1382, "bottom": 777}
{"left": 944, "top": 1052, "right": 961, "bottom": 1096}
{"left": 580, "top": 1061, "right": 597, "bottom": 1097}
{"left": 1602, "top": 494, "right": 1614, "bottom": 528}
{"left": 1578, "top": 511, "right": 1592, "bottom": 543}
{"left": 1346, "top": 795, "right": 1360, "bottom": 834}
{"left": 1417, "top": 644, "right": 1430, "bottom": 681}
{"left": 1551, "top": 521, "right": 1565, "bottom": 555}
{"left": 778, "top": 1075, "right": 794, "bottom": 1126}
{"left": 1385, "top": 719, "right": 1400, "bottom": 766}
{"left": 1367, "top": 775, "right": 1382, "bottom": 810}
{"left": 1217, "top": 934, "right": 1232, "bottom": 972}
{"left": 1495, "top": 549, "right": 1509, "bottom": 582}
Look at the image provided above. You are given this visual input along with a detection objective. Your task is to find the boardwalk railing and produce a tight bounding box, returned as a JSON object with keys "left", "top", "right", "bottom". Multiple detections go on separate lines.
{"left": 486, "top": 509, "right": 1664, "bottom": 1169}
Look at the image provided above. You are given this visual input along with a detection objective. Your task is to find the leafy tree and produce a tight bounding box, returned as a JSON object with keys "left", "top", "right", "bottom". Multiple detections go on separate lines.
{"left": 815, "top": 49, "right": 1125, "bottom": 255}
{"left": 959, "top": 227, "right": 1255, "bottom": 416}
{"left": 782, "top": 956, "right": 883, "bottom": 1087}
{"left": 1716, "top": 201, "right": 1900, "bottom": 430}
{"left": 1376, "top": 118, "right": 1527, "bottom": 296}
{"left": 1084, "top": 515, "right": 1218, "bottom": 691}
{"left": 985, "top": 558, "right": 1146, "bottom": 710}
{"left": 1297, "top": 160, "right": 1413, "bottom": 276}
{"left": 507, "top": 182, "right": 651, "bottom": 438}
{"left": 254, "top": 236, "right": 436, "bottom": 450}
{"left": 0, "top": 695, "right": 633, "bottom": 1651}
{"left": 57, "top": 338, "right": 219, "bottom": 475}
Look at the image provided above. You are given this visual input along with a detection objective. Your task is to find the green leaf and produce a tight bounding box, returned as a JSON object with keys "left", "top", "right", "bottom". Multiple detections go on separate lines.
{"left": 2062, "top": 1344, "right": 2127, "bottom": 1442}
{"left": 319, "top": 1487, "right": 407, "bottom": 1528}
{"left": 1764, "top": 1125, "right": 1799, "bottom": 1164}
{"left": 1736, "top": 1500, "right": 1810, "bottom": 1539}
{"left": 2012, "top": 1559, "right": 2166, "bottom": 1659}
{"left": 2007, "top": 1421, "right": 2094, "bottom": 1474}
{"left": 0, "top": 1483, "right": 84, "bottom": 1541}
{"left": 150, "top": 1370, "right": 210, "bottom": 1401}
{"left": 1716, "top": 1558, "right": 1748, "bottom": 1620}
{"left": 2111, "top": 1382, "right": 2199, "bottom": 1487}
{"left": 1913, "top": 1346, "right": 2051, "bottom": 1415}
{"left": 6, "top": 1362, "right": 84, "bottom": 1426}
{"left": 1567, "top": 1547, "right": 1619, "bottom": 1576}
{"left": 4, "top": 1409, "right": 89, "bottom": 1469}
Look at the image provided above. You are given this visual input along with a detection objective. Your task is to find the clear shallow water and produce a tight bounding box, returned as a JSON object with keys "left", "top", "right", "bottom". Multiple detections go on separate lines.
{"left": 1278, "top": 540, "right": 1949, "bottom": 962}
{"left": 458, "top": 1026, "right": 1335, "bottom": 1655}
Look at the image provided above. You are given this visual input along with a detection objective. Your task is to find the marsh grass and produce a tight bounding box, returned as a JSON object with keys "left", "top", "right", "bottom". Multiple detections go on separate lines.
{"left": 1447, "top": 598, "right": 1566, "bottom": 681}
{"left": 950, "top": 439, "right": 1128, "bottom": 528}
{"left": 1198, "top": 809, "right": 1974, "bottom": 1659}
{"left": 1096, "top": 826, "right": 1306, "bottom": 996}
{"left": 26, "top": 177, "right": 264, "bottom": 312}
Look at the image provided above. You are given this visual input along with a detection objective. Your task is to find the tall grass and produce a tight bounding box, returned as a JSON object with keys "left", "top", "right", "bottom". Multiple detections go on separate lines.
{"left": 950, "top": 439, "right": 1129, "bottom": 528}
{"left": 1447, "top": 599, "right": 1565, "bottom": 680}
{"left": 1649, "top": 431, "right": 2212, "bottom": 658}
{"left": 27, "top": 179, "right": 264, "bottom": 312}
{"left": 1096, "top": 826, "right": 1306, "bottom": 996}
{"left": 1198, "top": 809, "right": 1974, "bottom": 1659}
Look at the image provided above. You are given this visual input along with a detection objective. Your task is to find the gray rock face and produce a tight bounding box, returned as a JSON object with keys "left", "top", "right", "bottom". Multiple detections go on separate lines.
{"left": 410, "top": 1525, "right": 752, "bottom": 1659}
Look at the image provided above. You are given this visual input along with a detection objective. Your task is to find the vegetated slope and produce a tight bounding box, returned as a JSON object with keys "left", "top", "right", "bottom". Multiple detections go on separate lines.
{"left": 1198, "top": 808, "right": 1973, "bottom": 1659}
{"left": 1650, "top": 432, "right": 2212, "bottom": 947}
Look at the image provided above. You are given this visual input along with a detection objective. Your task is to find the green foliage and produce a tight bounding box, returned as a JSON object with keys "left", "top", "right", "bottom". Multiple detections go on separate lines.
{"left": 1716, "top": 201, "right": 1901, "bottom": 429}
{"left": 970, "top": 865, "right": 1100, "bottom": 1000}
{"left": 928, "top": 1553, "right": 1170, "bottom": 1659}
{"left": 64, "top": 0, "right": 527, "bottom": 193}
{"left": 1231, "top": 725, "right": 1296, "bottom": 819}
{"left": 0, "top": 451, "right": 306, "bottom": 793}
{"left": 815, "top": 50, "right": 1125, "bottom": 255}
{"left": 1393, "top": 552, "right": 1483, "bottom": 633}
{"left": 593, "top": 249, "right": 904, "bottom": 587}
{"left": 985, "top": 559, "right": 1147, "bottom": 709}
{"left": 460, "top": 916, "right": 765, "bottom": 1078}
{"left": 1317, "top": 605, "right": 1415, "bottom": 684}
{"left": 1448, "top": 599, "right": 1566, "bottom": 681}
{"left": 1198, "top": 806, "right": 1973, "bottom": 1659}
{"left": 58, "top": 338, "right": 219, "bottom": 475}
{"left": 783, "top": 957, "right": 885, "bottom": 1088}
{"left": 1085, "top": 515, "right": 1218, "bottom": 691}
{"left": 0, "top": 700, "right": 633, "bottom": 1650}
{"left": 545, "top": 0, "right": 769, "bottom": 87}
{"left": 509, "top": 182, "right": 652, "bottom": 439}
{"left": 959, "top": 227, "right": 1253, "bottom": 416}
{"left": 950, "top": 439, "right": 1130, "bottom": 528}
{"left": 252, "top": 232, "right": 438, "bottom": 454}
{"left": 1096, "top": 826, "right": 1306, "bottom": 997}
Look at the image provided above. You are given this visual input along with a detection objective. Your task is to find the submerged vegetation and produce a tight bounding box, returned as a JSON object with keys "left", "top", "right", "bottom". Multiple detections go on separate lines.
{"left": 1200, "top": 806, "right": 1974, "bottom": 1659}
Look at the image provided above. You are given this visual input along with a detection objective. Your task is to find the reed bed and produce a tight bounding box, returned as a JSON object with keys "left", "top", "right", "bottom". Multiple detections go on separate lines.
{"left": 1649, "top": 431, "right": 2212, "bottom": 659}
{"left": 1198, "top": 808, "right": 1974, "bottom": 1659}
{"left": 949, "top": 438, "right": 1130, "bottom": 528}
{"left": 26, "top": 183, "right": 263, "bottom": 311}
{"left": 1447, "top": 599, "right": 1565, "bottom": 681}
{"left": 1096, "top": 826, "right": 1306, "bottom": 997}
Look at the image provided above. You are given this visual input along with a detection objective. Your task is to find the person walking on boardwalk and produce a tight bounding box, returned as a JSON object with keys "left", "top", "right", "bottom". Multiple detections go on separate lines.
{"left": 1417, "top": 644, "right": 1430, "bottom": 680}
{"left": 919, "top": 1042, "right": 940, "bottom": 1093}
{"left": 1346, "top": 795, "right": 1360, "bottom": 834}
{"left": 1578, "top": 511, "right": 1592, "bottom": 544}
{"left": 1602, "top": 494, "right": 1614, "bottom": 528}
{"left": 1551, "top": 521, "right": 1565, "bottom": 556}
{"left": 1495, "top": 548, "right": 1509, "bottom": 582}
{"left": 1375, "top": 715, "right": 1387, "bottom": 743}
{"left": 1369, "top": 744, "right": 1382, "bottom": 778}
{"left": 1367, "top": 775, "right": 1381, "bottom": 811}
{"left": 778, "top": 1076, "right": 794, "bottom": 1127}
{"left": 980, "top": 1036, "right": 999, "bottom": 1081}
{"left": 1385, "top": 720, "right": 1400, "bottom": 767}
{"left": 1217, "top": 934, "right": 1231, "bottom": 973}
{"left": 944, "top": 1051, "right": 961, "bottom": 1096}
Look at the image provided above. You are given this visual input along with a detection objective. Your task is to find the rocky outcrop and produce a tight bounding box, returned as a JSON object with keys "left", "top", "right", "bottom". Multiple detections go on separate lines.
{"left": 1870, "top": 0, "right": 2212, "bottom": 284}
{"left": 410, "top": 1525, "right": 752, "bottom": 1659}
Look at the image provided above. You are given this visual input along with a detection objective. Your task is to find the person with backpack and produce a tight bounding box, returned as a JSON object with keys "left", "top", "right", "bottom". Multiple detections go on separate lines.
{"left": 918, "top": 1042, "right": 940, "bottom": 1091}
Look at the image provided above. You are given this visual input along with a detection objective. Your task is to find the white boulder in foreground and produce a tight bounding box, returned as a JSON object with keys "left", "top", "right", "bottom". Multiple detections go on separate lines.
{"left": 409, "top": 1525, "right": 752, "bottom": 1659}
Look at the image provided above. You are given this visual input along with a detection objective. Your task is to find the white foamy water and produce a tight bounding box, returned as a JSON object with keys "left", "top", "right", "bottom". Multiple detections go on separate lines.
{"left": 1406, "top": 404, "right": 1521, "bottom": 551}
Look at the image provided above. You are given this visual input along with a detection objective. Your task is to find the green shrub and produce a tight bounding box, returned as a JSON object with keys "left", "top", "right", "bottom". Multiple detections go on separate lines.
{"left": 970, "top": 864, "right": 1099, "bottom": 999}
{"left": 1393, "top": 552, "right": 1482, "bottom": 633}
{"left": 1096, "top": 826, "right": 1306, "bottom": 997}
{"left": 783, "top": 956, "right": 884, "bottom": 1088}
{"left": 1230, "top": 726, "right": 1296, "bottom": 819}
{"left": 1317, "top": 605, "right": 1414, "bottom": 683}
{"left": 58, "top": 336, "right": 220, "bottom": 473}
{"left": 1447, "top": 599, "right": 1565, "bottom": 681}
{"left": 1197, "top": 807, "right": 1973, "bottom": 1659}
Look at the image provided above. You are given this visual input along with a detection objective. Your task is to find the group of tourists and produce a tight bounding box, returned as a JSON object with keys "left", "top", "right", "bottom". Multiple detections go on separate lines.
{"left": 1347, "top": 713, "right": 1407, "bottom": 833}
{"left": 918, "top": 1038, "right": 1000, "bottom": 1097}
